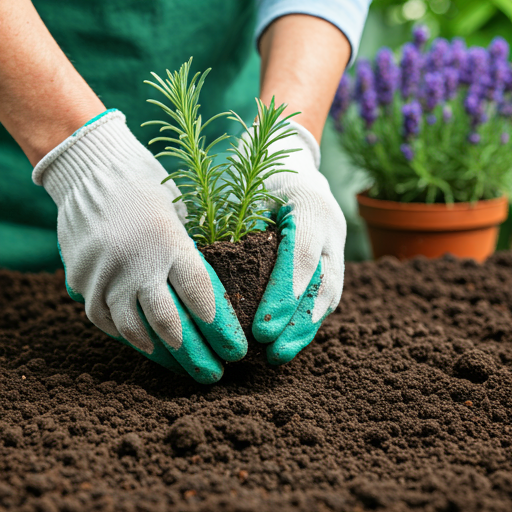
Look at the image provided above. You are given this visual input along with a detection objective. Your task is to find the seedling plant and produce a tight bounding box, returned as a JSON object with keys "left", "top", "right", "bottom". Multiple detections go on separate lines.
{"left": 142, "top": 58, "right": 299, "bottom": 245}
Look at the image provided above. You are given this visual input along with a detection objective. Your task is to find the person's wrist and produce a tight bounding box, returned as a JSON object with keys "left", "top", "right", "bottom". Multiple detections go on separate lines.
{"left": 23, "top": 98, "right": 106, "bottom": 166}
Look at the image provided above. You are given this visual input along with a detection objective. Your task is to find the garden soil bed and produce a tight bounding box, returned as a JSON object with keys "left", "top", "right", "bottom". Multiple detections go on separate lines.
{"left": 2, "top": 253, "right": 512, "bottom": 511}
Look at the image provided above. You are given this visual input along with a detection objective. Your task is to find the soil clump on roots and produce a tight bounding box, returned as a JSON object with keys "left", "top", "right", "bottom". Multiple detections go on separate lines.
{"left": 199, "top": 226, "right": 281, "bottom": 340}
{"left": 2, "top": 253, "right": 512, "bottom": 511}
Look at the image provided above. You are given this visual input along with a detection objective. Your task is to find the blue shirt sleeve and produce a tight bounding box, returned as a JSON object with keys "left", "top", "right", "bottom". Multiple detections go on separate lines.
{"left": 255, "top": 0, "right": 372, "bottom": 67}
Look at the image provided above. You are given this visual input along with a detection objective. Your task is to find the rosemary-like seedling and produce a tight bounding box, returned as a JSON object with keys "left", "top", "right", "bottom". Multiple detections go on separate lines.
{"left": 142, "top": 59, "right": 232, "bottom": 245}
{"left": 225, "top": 98, "right": 299, "bottom": 241}
{"left": 143, "top": 58, "right": 300, "bottom": 245}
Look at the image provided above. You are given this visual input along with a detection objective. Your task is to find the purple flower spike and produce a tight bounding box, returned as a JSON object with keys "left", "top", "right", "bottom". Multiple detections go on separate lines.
{"left": 468, "top": 132, "right": 480, "bottom": 145}
{"left": 501, "top": 132, "right": 510, "bottom": 144}
{"left": 402, "top": 100, "right": 422, "bottom": 139}
{"left": 443, "top": 67, "right": 459, "bottom": 100}
{"left": 360, "top": 89, "right": 378, "bottom": 129}
{"left": 465, "top": 84, "right": 484, "bottom": 112}
{"left": 400, "top": 143, "right": 414, "bottom": 161}
{"left": 465, "top": 84, "right": 487, "bottom": 127}
{"left": 355, "top": 60, "right": 374, "bottom": 99}
{"left": 424, "top": 72, "right": 444, "bottom": 111}
{"left": 464, "top": 88, "right": 481, "bottom": 117}
{"left": 355, "top": 60, "right": 378, "bottom": 128}
{"left": 488, "top": 59, "right": 508, "bottom": 102}
{"left": 426, "top": 38, "right": 450, "bottom": 72}
{"left": 450, "top": 38, "right": 467, "bottom": 70}
{"left": 400, "top": 43, "right": 421, "bottom": 99}
{"left": 375, "top": 47, "right": 399, "bottom": 105}
{"left": 461, "top": 47, "right": 489, "bottom": 86}
{"left": 330, "top": 74, "right": 352, "bottom": 129}
{"left": 442, "top": 105, "right": 453, "bottom": 123}
{"left": 413, "top": 25, "right": 429, "bottom": 50}
{"left": 489, "top": 36, "right": 509, "bottom": 63}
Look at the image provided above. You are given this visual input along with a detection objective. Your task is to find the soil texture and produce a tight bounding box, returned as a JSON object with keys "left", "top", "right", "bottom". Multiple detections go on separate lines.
{"left": 2, "top": 254, "right": 512, "bottom": 511}
{"left": 199, "top": 227, "right": 280, "bottom": 337}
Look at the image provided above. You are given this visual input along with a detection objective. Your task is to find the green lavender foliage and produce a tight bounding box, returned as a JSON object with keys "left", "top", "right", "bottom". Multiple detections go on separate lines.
{"left": 341, "top": 94, "right": 512, "bottom": 203}
{"left": 143, "top": 58, "right": 299, "bottom": 244}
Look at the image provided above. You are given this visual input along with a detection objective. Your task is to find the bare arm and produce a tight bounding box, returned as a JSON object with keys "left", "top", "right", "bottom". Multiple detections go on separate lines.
{"left": 259, "top": 14, "right": 351, "bottom": 144}
{"left": 0, "top": 0, "right": 105, "bottom": 166}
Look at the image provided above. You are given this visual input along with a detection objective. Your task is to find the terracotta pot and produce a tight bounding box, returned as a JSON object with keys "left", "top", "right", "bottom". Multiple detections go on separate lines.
{"left": 357, "top": 192, "right": 509, "bottom": 262}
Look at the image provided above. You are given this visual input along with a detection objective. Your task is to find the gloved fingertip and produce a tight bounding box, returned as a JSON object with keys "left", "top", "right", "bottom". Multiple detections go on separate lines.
{"left": 171, "top": 346, "right": 225, "bottom": 384}
{"left": 218, "top": 336, "right": 248, "bottom": 362}
{"left": 252, "top": 322, "right": 278, "bottom": 344}
{"left": 266, "top": 342, "right": 298, "bottom": 366}
{"left": 192, "top": 365, "right": 224, "bottom": 385}
{"left": 252, "top": 309, "right": 288, "bottom": 344}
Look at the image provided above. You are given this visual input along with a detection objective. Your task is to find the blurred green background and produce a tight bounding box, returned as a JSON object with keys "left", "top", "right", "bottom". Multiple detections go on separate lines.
{"left": 321, "top": 0, "right": 512, "bottom": 261}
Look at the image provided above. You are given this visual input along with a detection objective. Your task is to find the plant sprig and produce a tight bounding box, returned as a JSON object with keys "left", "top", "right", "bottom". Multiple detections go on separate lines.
{"left": 225, "top": 98, "right": 300, "bottom": 241}
{"left": 143, "top": 58, "right": 300, "bottom": 244}
{"left": 142, "top": 58, "right": 231, "bottom": 245}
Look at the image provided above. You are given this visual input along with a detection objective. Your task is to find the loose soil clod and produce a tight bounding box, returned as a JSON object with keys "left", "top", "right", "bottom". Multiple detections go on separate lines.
{"left": 2, "top": 253, "right": 512, "bottom": 511}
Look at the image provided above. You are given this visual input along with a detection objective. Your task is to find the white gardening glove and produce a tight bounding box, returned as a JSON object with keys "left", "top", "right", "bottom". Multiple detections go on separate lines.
{"left": 32, "top": 109, "right": 247, "bottom": 384}
{"left": 251, "top": 119, "right": 346, "bottom": 364}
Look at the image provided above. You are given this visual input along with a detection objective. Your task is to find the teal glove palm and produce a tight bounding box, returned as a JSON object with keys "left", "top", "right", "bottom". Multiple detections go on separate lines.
{"left": 32, "top": 110, "right": 247, "bottom": 384}
{"left": 252, "top": 120, "right": 346, "bottom": 364}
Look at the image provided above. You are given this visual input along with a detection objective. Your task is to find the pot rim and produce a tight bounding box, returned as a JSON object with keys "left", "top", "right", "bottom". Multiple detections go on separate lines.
{"left": 356, "top": 191, "right": 509, "bottom": 231}
{"left": 356, "top": 190, "right": 508, "bottom": 211}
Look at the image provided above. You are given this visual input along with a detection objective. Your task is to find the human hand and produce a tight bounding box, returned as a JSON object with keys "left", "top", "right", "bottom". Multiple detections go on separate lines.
{"left": 32, "top": 110, "right": 247, "bottom": 384}
{"left": 251, "top": 120, "right": 346, "bottom": 364}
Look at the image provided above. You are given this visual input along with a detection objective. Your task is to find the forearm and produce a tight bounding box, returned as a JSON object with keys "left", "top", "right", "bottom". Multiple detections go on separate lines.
{"left": 259, "top": 14, "right": 351, "bottom": 144}
{"left": 0, "top": 0, "right": 105, "bottom": 166}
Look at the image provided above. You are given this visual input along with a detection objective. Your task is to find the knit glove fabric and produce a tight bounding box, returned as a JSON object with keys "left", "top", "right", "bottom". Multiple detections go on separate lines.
{"left": 251, "top": 120, "right": 346, "bottom": 364}
{"left": 32, "top": 110, "right": 247, "bottom": 384}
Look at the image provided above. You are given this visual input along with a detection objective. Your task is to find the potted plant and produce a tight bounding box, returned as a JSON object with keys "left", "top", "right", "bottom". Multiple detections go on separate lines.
{"left": 330, "top": 26, "right": 511, "bottom": 262}
{"left": 142, "top": 59, "right": 298, "bottom": 334}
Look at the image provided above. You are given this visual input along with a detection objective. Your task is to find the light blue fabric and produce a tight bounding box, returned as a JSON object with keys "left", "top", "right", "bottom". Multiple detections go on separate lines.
{"left": 255, "top": 0, "right": 372, "bottom": 66}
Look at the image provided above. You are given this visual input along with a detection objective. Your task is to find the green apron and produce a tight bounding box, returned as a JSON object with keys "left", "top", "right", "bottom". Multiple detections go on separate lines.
{"left": 0, "top": 0, "right": 259, "bottom": 271}
{"left": 0, "top": 0, "right": 372, "bottom": 271}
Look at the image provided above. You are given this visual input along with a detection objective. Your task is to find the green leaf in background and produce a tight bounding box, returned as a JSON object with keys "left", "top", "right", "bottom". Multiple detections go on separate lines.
{"left": 491, "top": 0, "right": 512, "bottom": 23}
{"left": 452, "top": 1, "right": 497, "bottom": 36}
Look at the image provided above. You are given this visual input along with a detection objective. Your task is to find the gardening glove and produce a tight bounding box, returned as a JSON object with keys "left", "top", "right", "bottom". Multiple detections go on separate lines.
{"left": 32, "top": 109, "right": 247, "bottom": 384}
{"left": 250, "top": 119, "right": 346, "bottom": 364}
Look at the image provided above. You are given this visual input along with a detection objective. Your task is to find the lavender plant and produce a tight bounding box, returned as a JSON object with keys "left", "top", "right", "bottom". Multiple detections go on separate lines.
{"left": 143, "top": 59, "right": 298, "bottom": 245}
{"left": 331, "top": 27, "right": 512, "bottom": 204}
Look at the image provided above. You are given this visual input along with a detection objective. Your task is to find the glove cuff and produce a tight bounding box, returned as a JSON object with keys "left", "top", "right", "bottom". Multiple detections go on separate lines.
{"left": 32, "top": 109, "right": 160, "bottom": 207}
{"left": 285, "top": 119, "right": 321, "bottom": 169}
{"left": 32, "top": 109, "right": 123, "bottom": 186}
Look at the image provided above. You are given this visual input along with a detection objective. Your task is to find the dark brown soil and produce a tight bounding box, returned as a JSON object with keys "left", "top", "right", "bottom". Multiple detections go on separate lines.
{"left": 199, "top": 227, "right": 280, "bottom": 337}
{"left": 2, "top": 253, "right": 512, "bottom": 511}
